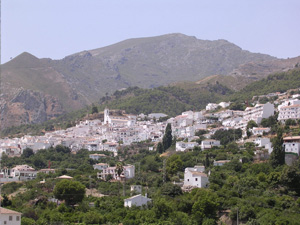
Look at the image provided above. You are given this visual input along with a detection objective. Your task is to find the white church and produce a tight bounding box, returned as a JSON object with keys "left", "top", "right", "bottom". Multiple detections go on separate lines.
{"left": 104, "top": 108, "right": 136, "bottom": 127}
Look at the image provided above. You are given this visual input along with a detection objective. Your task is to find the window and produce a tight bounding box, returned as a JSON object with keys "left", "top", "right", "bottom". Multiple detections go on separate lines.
{"left": 4, "top": 221, "right": 7, "bottom": 225}
{"left": 16, "top": 216, "right": 20, "bottom": 221}
{"left": 195, "top": 178, "right": 198, "bottom": 181}
{"left": 187, "top": 179, "right": 189, "bottom": 181}
{"left": 9, "top": 216, "right": 13, "bottom": 221}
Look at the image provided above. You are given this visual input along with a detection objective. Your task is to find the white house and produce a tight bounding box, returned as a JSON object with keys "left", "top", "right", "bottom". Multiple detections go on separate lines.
{"left": 0, "top": 207, "right": 22, "bottom": 225}
{"left": 102, "top": 142, "right": 118, "bottom": 155}
{"left": 124, "top": 194, "right": 151, "bottom": 208}
{"left": 93, "top": 163, "right": 109, "bottom": 171}
{"left": 283, "top": 136, "right": 300, "bottom": 165}
{"left": 206, "top": 103, "right": 219, "bottom": 111}
{"left": 176, "top": 141, "right": 199, "bottom": 152}
{"left": 253, "top": 137, "right": 273, "bottom": 152}
{"left": 283, "top": 136, "right": 300, "bottom": 155}
{"left": 251, "top": 127, "right": 271, "bottom": 136}
{"left": 148, "top": 113, "right": 168, "bottom": 119}
{"left": 278, "top": 99, "right": 300, "bottom": 110}
{"left": 278, "top": 104, "right": 300, "bottom": 123}
{"left": 218, "top": 102, "right": 231, "bottom": 108}
{"left": 201, "top": 139, "right": 221, "bottom": 150}
{"left": 97, "top": 165, "right": 135, "bottom": 180}
{"left": 243, "top": 103, "right": 274, "bottom": 125}
{"left": 10, "top": 165, "right": 37, "bottom": 181}
{"left": 183, "top": 166, "right": 209, "bottom": 188}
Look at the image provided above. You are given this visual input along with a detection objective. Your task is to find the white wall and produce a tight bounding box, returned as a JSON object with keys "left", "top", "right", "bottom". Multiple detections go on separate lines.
{"left": 0, "top": 213, "right": 21, "bottom": 225}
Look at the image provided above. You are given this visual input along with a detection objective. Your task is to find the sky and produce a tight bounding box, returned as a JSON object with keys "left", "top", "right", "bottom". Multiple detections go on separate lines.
{"left": 1, "top": 0, "right": 300, "bottom": 63}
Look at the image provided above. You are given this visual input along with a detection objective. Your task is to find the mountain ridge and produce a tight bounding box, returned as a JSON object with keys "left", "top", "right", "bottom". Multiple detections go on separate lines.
{"left": 1, "top": 33, "right": 299, "bottom": 130}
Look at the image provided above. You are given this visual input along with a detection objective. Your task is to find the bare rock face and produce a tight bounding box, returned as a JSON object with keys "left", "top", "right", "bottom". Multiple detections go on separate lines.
{"left": 0, "top": 89, "right": 63, "bottom": 130}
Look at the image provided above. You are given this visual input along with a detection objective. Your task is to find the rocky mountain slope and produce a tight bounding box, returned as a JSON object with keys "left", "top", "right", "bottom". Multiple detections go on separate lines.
{"left": 1, "top": 33, "right": 299, "bottom": 130}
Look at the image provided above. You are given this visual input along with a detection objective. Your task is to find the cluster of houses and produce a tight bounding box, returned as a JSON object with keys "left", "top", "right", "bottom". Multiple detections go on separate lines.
{"left": 0, "top": 88, "right": 299, "bottom": 159}
{"left": 1, "top": 89, "right": 300, "bottom": 187}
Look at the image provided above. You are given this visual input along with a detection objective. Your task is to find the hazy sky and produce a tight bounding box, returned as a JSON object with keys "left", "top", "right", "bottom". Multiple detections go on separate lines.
{"left": 2, "top": 0, "right": 300, "bottom": 63}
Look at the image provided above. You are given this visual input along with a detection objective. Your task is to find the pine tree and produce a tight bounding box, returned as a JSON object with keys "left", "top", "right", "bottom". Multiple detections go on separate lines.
{"left": 205, "top": 153, "right": 210, "bottom": 168}
{"left": 163, "top": 123, "right": 173, "bottom": 151}
{"left": 269, "top": 127, "right": 285, "bottom": 168}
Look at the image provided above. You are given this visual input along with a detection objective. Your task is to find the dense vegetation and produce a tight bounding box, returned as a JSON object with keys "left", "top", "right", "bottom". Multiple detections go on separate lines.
{"left": 229, "top": 68, "right": 300, "bottom": 102}
{"left": 2, "top": 124, "right": 300, "bottom": 224}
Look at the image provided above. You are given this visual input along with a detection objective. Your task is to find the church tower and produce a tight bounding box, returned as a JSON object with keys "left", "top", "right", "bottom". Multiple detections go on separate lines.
{"left": 104, "top": 107, "right": 110, "bottom": 124}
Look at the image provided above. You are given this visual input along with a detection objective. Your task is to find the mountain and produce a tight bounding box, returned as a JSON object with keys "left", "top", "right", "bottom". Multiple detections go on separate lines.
{"left": 3, "top": 67, "right": 300, "bottom": 137}
{"left": 1, "top": 33, "right": 299, "bottom": 130}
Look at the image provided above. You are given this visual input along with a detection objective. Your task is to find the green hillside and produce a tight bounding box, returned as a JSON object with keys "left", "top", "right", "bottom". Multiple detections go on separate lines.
{"left": 229, "top": 67, "right": 300, "bottom": 102}
{"left": 2, "top": 68, "right": 300, "bottom": 137}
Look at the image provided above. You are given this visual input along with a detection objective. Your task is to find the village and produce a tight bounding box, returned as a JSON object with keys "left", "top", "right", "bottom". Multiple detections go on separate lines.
{"left": 1, "top": 89, "right": 300, "bottom": 224}
{"left": 1, "top": 88, "right": 300, "bottom": 183}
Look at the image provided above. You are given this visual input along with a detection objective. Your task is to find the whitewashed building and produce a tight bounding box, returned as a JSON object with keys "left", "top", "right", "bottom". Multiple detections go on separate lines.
{"left": 10, "top": 165, "right": 37, "bottom": 181}
{"left": 218, "top": 102, "right": 231, "bottom": 108}
{"left": 183, "top": 166, "right": 209, "bottom": 188}
{"left": 201, "top": 139, "right": 221, "bottom": 150}
{"left": 278, "top": 104, "right": 300, "bottom": 123}
{"left": 243, "top": 103, "right": 274, "bottom": 124}
{"left": 283, "top": 136, "right": 300, "bottom": 155}
{"left": 206, "top": 103, "right": 219, "bottom": 111}
{"left": 0, "top": 207, "right": 22, "bottom": 225}
{"left": 97, "top": 165, "right": 135, "bottom": 180}
{"left": 93, "top": 163, "right": 109, "bottom": 171}
{"left": 124, "top": 194, "right": 151, "bottom": 208}
{"left": 176, "top": 141, "right": 199, "bottom": 151}
{"left": 251, "top": 127, "right": 271, "bottom": 136}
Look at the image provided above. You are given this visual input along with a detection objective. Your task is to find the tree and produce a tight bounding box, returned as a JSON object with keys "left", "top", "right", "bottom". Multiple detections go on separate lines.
{"left": 285, "top": 119, "right": 296, "bottom": 126}
{"left": 54, "top": 179, "right": 86, "bottom": 206}
{"left": 163, "top": 123, "right": 173, "bottom": 151}
{"left": 281, "top": 160, "right": 300, "bottom": 195}
{"left": 191, "top": 189, "right": 219, "bottom": 224}
{"left": 161, "top": 182, "right": 182, "bottom": 197}
{"left": 205, "top": 153, "right": 210, "bottom": 168}
{"left": 1, "top": 194, "right": 12, "bottom": 207}
{"left": 247, "top": 120, "right": 258, "bottom": 130}
{"left": 269, "top": 127, "right": 285, "bottom": 168}
{"left": 22, "top": 148, "right": 34, "bottom": 158}
{"left": 166, "top": 154, "right": 183, "bottom": 177}
{"left": 91, "top": 104, "right": 99, "bottom": 114}
{"left": 55, "top": 145, "right": 71, "bottom": 154}
{"left": 157, "top": 142, "right": 164, "bottom": 154}
{"left": 116, "top": 162, "right": 124, "bottom": 179}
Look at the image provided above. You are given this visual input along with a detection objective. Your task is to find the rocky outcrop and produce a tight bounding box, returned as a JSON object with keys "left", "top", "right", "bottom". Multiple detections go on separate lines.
{"left": 0, "top": 89, "right": 63, "bottom": 130}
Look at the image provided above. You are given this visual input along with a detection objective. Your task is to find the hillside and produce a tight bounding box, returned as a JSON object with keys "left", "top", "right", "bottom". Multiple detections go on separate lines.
{"left": 2, "top": 34, "right": 300, "bottom": 131}
{"left": 3, "top": 67, "right": 300, "bottom": 137}
{"left": 1, "top": 33, "right": 279, "bottom": 130}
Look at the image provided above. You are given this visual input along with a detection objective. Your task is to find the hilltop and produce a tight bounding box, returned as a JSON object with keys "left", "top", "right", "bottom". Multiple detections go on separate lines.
{"left": 1, "top": 33, "right": 300, "bottom": 130}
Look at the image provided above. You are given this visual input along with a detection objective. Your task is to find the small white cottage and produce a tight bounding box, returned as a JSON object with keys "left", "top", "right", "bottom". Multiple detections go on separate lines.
{"left": 0, "top": 207, "right": 22, "bottom": 225}
{"left": 124, "top": 194, "right": 151, "bottom": 208}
